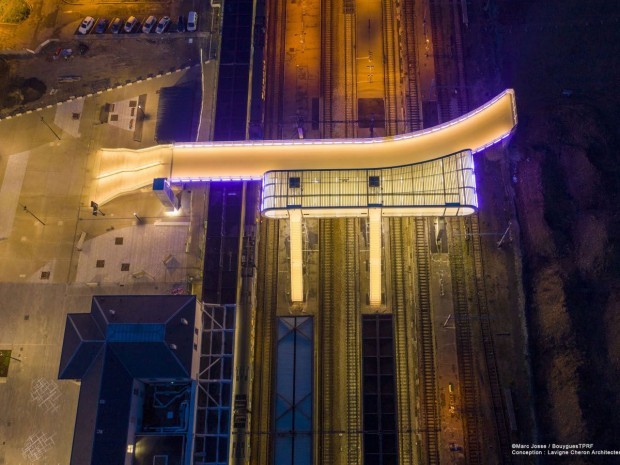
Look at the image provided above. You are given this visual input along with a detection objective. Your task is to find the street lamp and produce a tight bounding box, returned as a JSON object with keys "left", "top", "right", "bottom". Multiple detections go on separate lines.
{"left": 40, "top": 116, "right": 61, "bottom": 140}
{"left": 137, "top": 105, "right": 145, "bottom": 121}
{"left": 19, "top": 204, "right": 46, "bottom": 226}
{"left": 90, "top": 201, "right": 105, "bottom": 216}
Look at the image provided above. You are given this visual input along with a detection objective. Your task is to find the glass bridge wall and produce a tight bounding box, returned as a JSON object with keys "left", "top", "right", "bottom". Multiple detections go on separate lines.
{"left": 261, "top": 150, "right": 477, "bottom": 217}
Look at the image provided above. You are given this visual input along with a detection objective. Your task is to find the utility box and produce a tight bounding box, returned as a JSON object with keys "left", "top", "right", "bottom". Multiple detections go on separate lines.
{"left": 153, "top": 178, "right": 179, "bottom": 212}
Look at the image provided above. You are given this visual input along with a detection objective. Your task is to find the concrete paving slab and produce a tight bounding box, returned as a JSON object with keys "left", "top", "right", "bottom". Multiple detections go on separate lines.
{"left": 0, "top": 151, "right": 29, "bottom": 240}
{"left": 75, "top": 223, "right": 191, "bottom": 285}
{"left": 0, "top": 282, "right": 173, "bottom": 465}
{"left": 53, "top": 98, "right": 85, "bottom": 138}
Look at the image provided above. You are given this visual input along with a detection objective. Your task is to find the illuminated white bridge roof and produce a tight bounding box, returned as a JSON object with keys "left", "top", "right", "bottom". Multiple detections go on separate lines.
{"left": 91, "top": 89, "right": 517, "bottom": 209}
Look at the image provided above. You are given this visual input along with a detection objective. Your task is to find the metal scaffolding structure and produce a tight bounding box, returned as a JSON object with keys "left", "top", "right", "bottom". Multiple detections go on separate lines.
{"left": 194, "top": 304, "right": 236, "bottom": 465}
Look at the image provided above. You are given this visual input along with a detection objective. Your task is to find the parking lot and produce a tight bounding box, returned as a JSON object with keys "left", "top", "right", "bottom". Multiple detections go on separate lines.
{"left": 0, "top": 0, "right": 216, "bottom": 49}
{"left": 0, "top": 0, "right": 219, "bottom": 117}
{"left": 74, "top": 11, "right": 200, "bottom": 36}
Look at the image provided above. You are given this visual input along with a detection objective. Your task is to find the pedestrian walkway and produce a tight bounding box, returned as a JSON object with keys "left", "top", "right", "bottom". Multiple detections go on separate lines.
{"left": 53, "top": 98, "right": 84, "bottom": 138}
{"left": 0, "top": 151, "right": 29, "bottom": 240}
{"left": 75, "top": 223, "right": 191, "bottom": 285}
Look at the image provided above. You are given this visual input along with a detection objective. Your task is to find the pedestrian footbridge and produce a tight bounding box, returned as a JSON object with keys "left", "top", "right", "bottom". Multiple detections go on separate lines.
{"left": 90, "top": 89, "right": 517, "bottom": 304}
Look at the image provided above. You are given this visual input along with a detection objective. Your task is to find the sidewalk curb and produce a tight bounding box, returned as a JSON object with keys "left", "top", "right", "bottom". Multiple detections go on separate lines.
{"left": 0, "top": 60, "right": 210, "bottom": 122}
{"left": 0, "top": 38, "right": 59, "bottom": 57}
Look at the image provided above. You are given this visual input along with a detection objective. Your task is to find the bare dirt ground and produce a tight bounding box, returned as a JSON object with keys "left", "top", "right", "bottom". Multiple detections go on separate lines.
{"left": 0, "top": 36, "right": 205, "bottom": 116}
{"left": 466, "top": 0, "right": 620, "bottom": 462}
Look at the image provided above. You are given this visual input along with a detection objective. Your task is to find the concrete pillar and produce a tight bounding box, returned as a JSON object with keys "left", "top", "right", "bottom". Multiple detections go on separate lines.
{"left": 369, "top": 208, "right": 382, "bottom": 306}
{"left": 289, "top": 209, "right": 304, "bottom": 302}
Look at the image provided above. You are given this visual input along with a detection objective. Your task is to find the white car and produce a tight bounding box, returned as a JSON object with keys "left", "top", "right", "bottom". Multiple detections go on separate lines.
{"left": 78, "top": 16, "right": 95, "bottom": 35}
{"left": 187, "top": 11, "right": 197, "bottom": 32}
{"left": 142, "top": 16, "right": 157, "bottom": 33}
{"left": 155, "top": 16, "right": 171, "bottom": 34}
{"left": 124, "top": 16, "right": 138, "bottom": 33}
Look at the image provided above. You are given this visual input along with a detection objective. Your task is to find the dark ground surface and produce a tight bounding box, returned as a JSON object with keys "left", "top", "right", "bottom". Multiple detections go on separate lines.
{"left": 467, "top": 0, "right": 620, "bottom": 463}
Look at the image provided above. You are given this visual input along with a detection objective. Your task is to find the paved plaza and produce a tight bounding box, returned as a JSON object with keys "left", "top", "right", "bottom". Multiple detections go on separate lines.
{"left": 0, "top": 62, "right": 214, "bottom": 464}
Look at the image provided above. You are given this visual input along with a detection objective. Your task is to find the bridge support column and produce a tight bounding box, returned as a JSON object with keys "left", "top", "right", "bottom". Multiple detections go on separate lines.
{"left": 289, "top": 209, "right": 304, "bottom": 302}
{"left": 369, "top": 208, "right": 382, "bottom": 306}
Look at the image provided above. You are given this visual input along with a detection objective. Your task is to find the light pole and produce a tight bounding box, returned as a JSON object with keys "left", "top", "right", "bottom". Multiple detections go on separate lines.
{"left": 19, "top": 204, "right": 46, "bottom": 226}
{"left": 40, "top": 116, "right": 61, "bottom": 140}
{"left": 137, "top": 105, "right": 145, "bottom": 121}
{"left": 90, "top": 201, "right": 105, "bottom": 216}
{"left": 496, "top": 221, "right": 512, "bottom": 248}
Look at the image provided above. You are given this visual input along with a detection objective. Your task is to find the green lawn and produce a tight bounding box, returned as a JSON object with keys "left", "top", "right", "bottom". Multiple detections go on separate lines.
{"left": 0, "top": 350, "right": 11, "bottom": 377}
{"left": 0, "top": 0, "right": 30, "bottom": 24}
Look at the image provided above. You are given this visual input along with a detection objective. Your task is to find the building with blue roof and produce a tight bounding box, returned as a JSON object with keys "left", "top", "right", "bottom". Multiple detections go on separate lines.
{"left": 58, "top": 295, "right": 201, "bottom": 465}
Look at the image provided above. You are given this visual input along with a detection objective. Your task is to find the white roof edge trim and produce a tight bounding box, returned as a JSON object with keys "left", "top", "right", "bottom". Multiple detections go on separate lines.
{"left": 168, "top": 89, "right": 516, "bottom": 179}
{"left": 172, "top": 89, "right": 516, "bottom": 150}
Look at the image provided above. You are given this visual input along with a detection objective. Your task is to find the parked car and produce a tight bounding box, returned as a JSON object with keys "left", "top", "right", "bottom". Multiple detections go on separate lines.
{"left": 110, "top": 17, "right": 123, "bottom": 34}
{"left": 94, "top": 18, "right": 108, "bottom": 34}
{"left": 176, "top": 15, "right": 185, "bottom": 32}
{"left": 156, "top": 16, "right": 171, "bottom": 34}
{"left": 142, "top": 15, "right": 157, "bottom": 33}
{"left": 124, "top": 16, "right": 138, "bottom": 33}
{"left": 78, "top": 16, "right": 95, "bottom": 35}
{"left": 187, "top": 11, "right": 197, "bottom": 32}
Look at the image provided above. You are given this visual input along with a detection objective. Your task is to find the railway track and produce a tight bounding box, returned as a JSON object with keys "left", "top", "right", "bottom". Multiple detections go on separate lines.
{"left": 250, "top": 219, "right": 279, "bottom": 464}
{"left": 399, "top": 0, "right": 422, "bottom": 131}
{"left": 428, "top": 0, "right": 452, "bottom": 122}
{"left": 344, "top": 218, "right": 361, "bottom": 465}
{"left": 264, "top": 0, "right": 288, "bottom": 138}
{"left": 414, "top": 218, "right": 440, "bottom": 465}
{"left": 451, "top": 1, "right": 467, "bottom": 114}
{"left": 469, "top": 216, "right": 512, "bottom": 463}
{"left": 321, "top": 0, "right": 333, "bottom": 138}
{"left": 382, "top": 0, "right": 399, "bottom": 135}
{"left": 343, "top": 10, "right": 357, "bottom": 137}
{"left": 389, "top": 218, "right": 414, "bottom": 464}
{"left": 447, "top": 217, "right": 483, "bottom": 465}
{"left": 319, "top": 219, "right": 335, "bottom": 465}
{"left": 428, "top": 3, "right": 510, "bottom": 461}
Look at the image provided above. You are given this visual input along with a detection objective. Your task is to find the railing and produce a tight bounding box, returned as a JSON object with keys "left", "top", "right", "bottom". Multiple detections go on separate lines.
{"left": 261, "top": 151, "right": 477, "bottom": 216}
